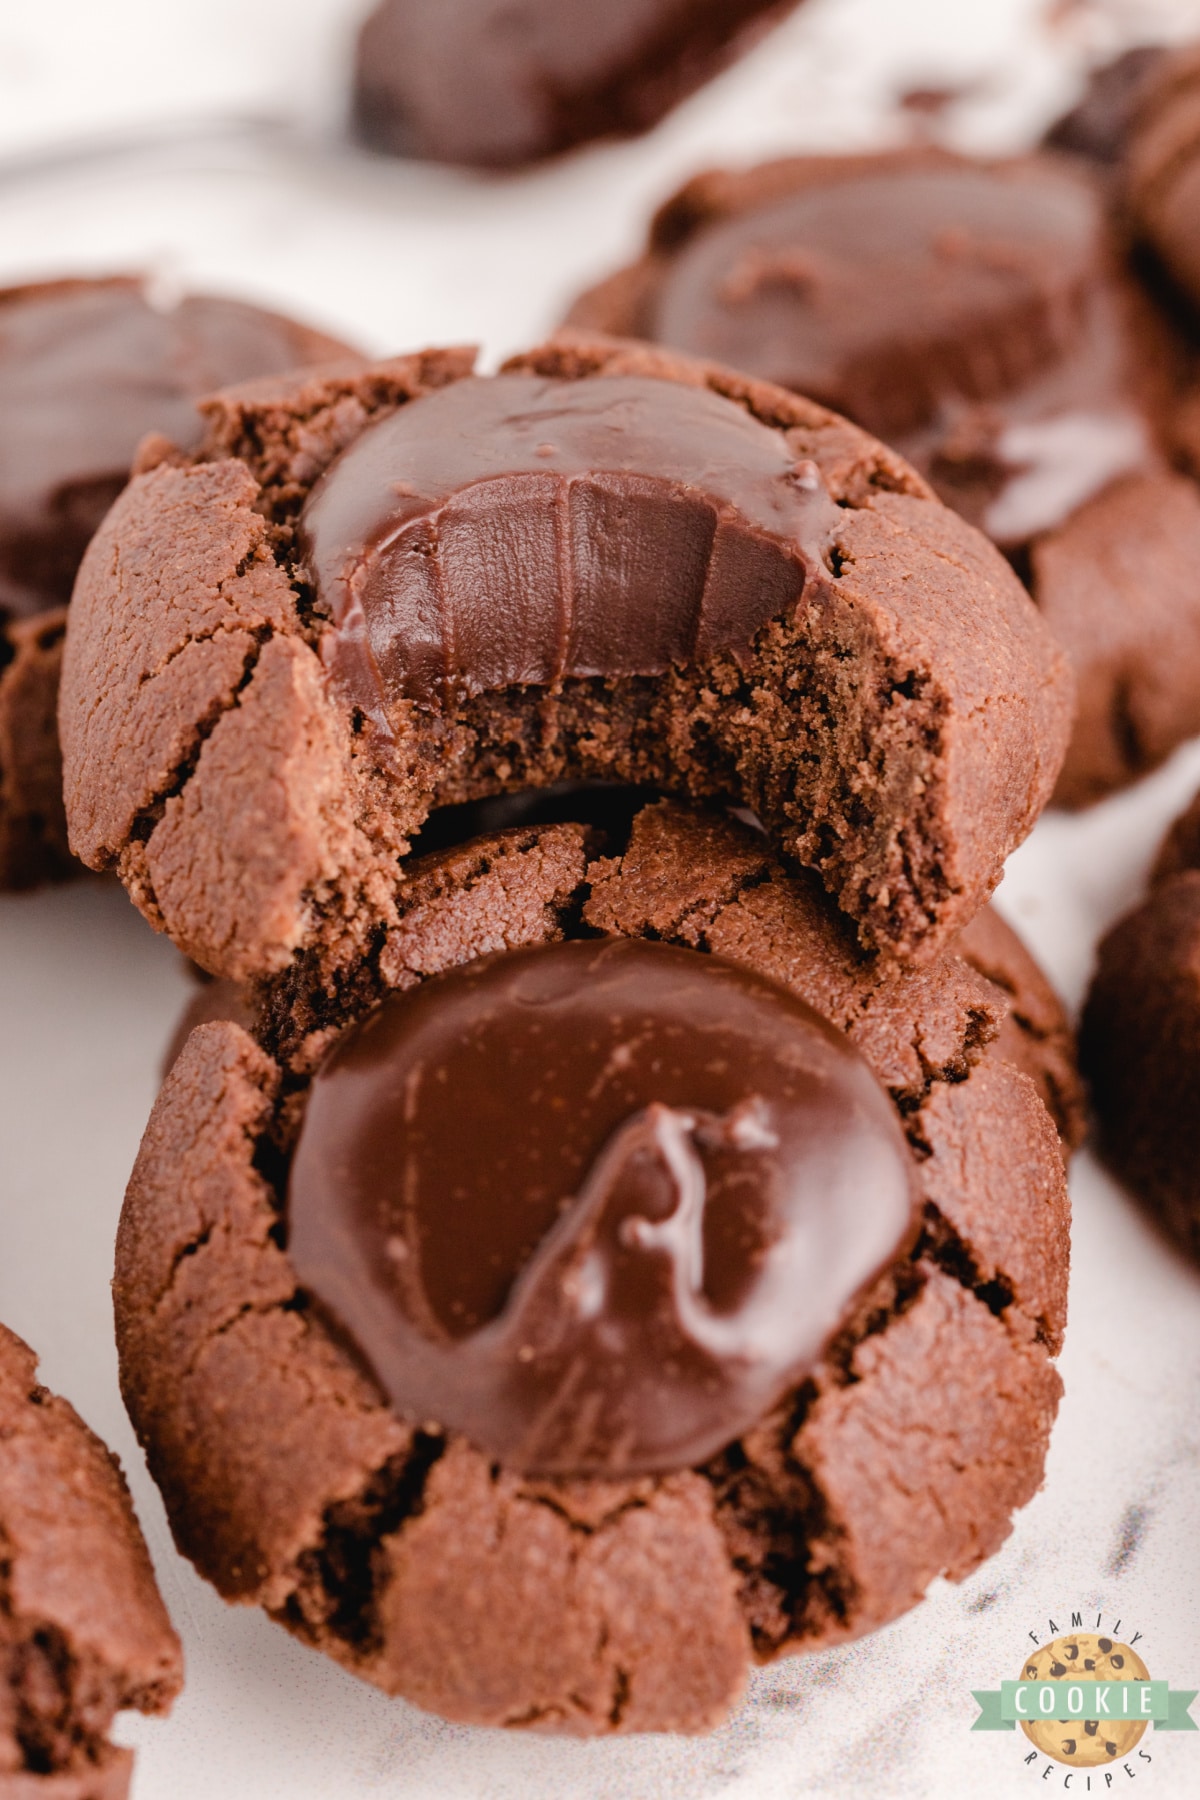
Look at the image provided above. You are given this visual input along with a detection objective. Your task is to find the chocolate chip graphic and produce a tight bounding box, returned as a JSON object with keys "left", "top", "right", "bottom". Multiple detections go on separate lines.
{"left": 1065, "top": 1644, "right": 1080, "bottom": 1660}
{"left": 1111, "top": 1653, "right": 1125, "bottom": 1669}
{"left": 1085, "top": 1720, "right": 1099, "bottom": 1736}
{"left": 1085, "top": 1659, "right": 1096, "bottom": 1670}
{"left": 1051, "top": 1661, "right": 1067, "bottom": 1676}
{"left": 1099, "top": 1638, "right": 1113, "bottom": 1652}
{"left": 1062, "top": 1739, "right": 1077, "bottom": 1756}
{"left": 1106, "top": 1742, "right": 1118, "bottom": 1756}
{"left": 1026, "top": 1664, "right": 1039, "bottom": 1678}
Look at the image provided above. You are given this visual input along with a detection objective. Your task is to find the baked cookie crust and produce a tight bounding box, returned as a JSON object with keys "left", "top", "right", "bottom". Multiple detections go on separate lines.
{"left": 61, "top": 333, "right": 1070, "bottom": 980}
{"left": 118, "top": 802, "right": 1068, "bottom": 1734}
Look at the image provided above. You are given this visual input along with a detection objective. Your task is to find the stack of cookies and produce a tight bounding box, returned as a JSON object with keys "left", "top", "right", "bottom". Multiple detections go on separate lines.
{"left": 18, "top": 8, "right": 1200, "bottom": 1779}
{"left": 49, "top": 328, "right": 1077, "bottom": 1733}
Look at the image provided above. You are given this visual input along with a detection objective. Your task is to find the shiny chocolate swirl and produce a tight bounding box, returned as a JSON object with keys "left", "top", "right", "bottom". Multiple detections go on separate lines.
{"left": 297, "top": 372, "right": 838, "bottom": 711}
{"left": 287, "top": 937, "right": 917, "bottom": 1476}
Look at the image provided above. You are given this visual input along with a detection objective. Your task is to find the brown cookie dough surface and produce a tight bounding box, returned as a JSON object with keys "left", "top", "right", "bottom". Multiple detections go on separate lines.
{"left": 568, "top": 153, "right": 1200, "bottom": 808}
{"left": 1081, "top": 789, "right": 1200, "bottom": 1259}
{"left": 0, "top": 275, "right": 359, "bottom": 891}
{"left": 61, "top": 332, "right": 1070, "bottom": 982}
{"left": 118, "top": 800, "right": 1068, "bottom": 1734}
{"left": 0, "top": 1324, "right": 181, "bottom": 1798}
{"left": 955, "top": 905, "right": 1084, "bottom": 1154}
{"left": 353, "top": 0, "right": 804, "bottom": 169}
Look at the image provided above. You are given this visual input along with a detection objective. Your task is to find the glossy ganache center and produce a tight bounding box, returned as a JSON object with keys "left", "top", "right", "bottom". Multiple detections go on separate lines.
{"left": 298, "top": 372, "right": 838, "bottom": 709}
{"left": 287, "top": 937, "right": 917, "bottom": 1476}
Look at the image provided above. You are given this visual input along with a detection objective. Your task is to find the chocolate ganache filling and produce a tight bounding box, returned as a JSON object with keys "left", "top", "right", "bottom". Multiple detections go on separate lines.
{"left": 287, "top": 938, "right": 917, "bottom": 1476}
{"left": 298, "top": 372, "right": 838, "bottom": 711}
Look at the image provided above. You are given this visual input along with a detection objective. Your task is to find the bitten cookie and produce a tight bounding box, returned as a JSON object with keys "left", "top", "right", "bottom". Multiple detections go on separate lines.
{"left": 60, "top": 331, "right": 1070, "bottom": 983}
{"left": 0, "top": 1323, "right": 181, "bottom": 1797}
{"left": 353, "top": 0, "right": 803, "bottom": 168}
{"left": 567, "top": 151, "right": 1200, "bottom": 807}
{"left": 1081, "top": 784, "right": 1200, "bottom": 1261}
{"left": 118, "top": 799, "right": 1068, "bottom": 1735}
{"left": 0, "top": 275, "right": 358, "bottom": 890}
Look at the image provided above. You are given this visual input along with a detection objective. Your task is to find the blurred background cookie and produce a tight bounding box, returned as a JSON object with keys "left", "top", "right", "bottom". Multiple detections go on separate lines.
{"left": 1081, "top": 782, "right": 1200, "bottom": 1264}
{"left": 0, "top": 276, "right": 359, "bottom": 891}
{"left": 568, "top": 149, "right": 1200, "bottom": 807}
{"left": 59, "top": 334, "right": 1070, "bottom": 981}
{"left": 353, "top": 0, "right": 806, "bottom": 169}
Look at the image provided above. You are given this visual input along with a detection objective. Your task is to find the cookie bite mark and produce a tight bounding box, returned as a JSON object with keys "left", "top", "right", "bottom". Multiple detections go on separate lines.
{"left": 63, "top": 335, "right": 1070, "bottom": 978}
{"left": 585, "top": 801, "right": 1002, "bottom": 1107}
{"left": 0, "top": 1324, "right": 182, "bottom": 1798}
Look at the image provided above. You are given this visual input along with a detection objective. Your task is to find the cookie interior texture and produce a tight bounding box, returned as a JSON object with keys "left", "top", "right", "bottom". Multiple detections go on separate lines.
{"left": 353, "top": 0, "right": 804, "bottom": 168}
{"left": 567, "top": 152, "right": 1200, "bottom": 809}
{"left": 0, "top": 275, "right": 359, "bottom": 892}
{"left": 0, "top": 1324, "right": 182, "bottom": 1798}
{"left": 60, "top": 332, "right": 1070, "bottom": 984}
{"left": 119, "top": 799, "right": 1069, "bottom": 1734}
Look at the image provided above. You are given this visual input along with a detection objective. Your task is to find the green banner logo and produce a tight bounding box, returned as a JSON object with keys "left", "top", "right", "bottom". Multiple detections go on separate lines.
{"left": 973, "top": 1682, "right": 1198, "bottom": 1733}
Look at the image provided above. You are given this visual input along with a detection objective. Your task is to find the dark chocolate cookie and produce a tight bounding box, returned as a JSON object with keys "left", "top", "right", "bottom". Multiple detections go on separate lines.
{"left": 353, "top": 0, "right": 804, "bottom": 169}
{"left": 1043, "top": 46, "right": 1169, "bottom": 167}
{"left": 0, "top": 275, "right": 359, "bottom": 891}
{"left": 1127, "top": 45, "right": 1200, "bottom": 318}
{"left": 0, "top": 1323, "right": 181, "bottom": 1797}
{"left": 118, "top": 799, "right": 1068, "bottom": 1734}
{"left": 60, "top": 332, "right": 1070, "bottom": 983}
{"left": 1081, "top": 784, "right": 1200, "bottom": 1260}
{"left": 567, "top": 151, "right": 1200, "bottom": 807}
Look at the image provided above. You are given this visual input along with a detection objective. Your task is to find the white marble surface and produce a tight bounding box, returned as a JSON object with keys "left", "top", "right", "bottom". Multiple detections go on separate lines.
{"left": 2, "top": 1, "right": 1200, "bottom": 1794}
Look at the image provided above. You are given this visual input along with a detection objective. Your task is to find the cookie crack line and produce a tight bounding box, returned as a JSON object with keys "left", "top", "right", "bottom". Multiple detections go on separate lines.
{"left": 124, "top": 626, "right": 273, "bottom": 868}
